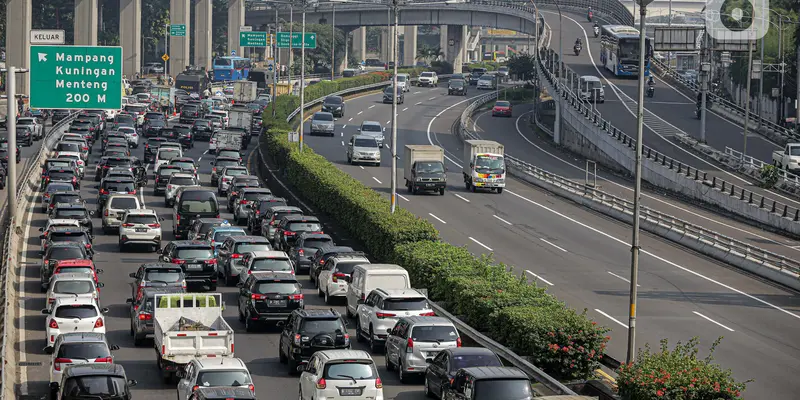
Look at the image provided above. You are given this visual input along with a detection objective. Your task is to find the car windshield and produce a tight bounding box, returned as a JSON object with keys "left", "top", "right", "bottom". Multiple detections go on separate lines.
{"left": 251, "top": 258, "right": 293, "bottom": 272}
{"left": 176, "top": 248, "right": 214, "bottom": 259}
{"left": 473, "top": 379, "right": 532, "bottom": 400}
{"left": 421, "top": 72, "right": 434, "bottom": 77}
{"left": 475, "top": 155, "right": 504, "bottom": 172}
{"left": 300, "top": 318, "right": 345, "bottom": 335}
{"left": 57, "top": 342, "right": 110, "bottom": 359}
{"left": 361, "top": 124, "right": 381, "bottom": 132}
{"left": 450, "top": 80, "right": 464, "bottom": 88}
{"left": 495, "top": 101, "right": 510, "bottom": 107}
{"left": 218, "top": 151, "right": 241, "bottom": 159}
{"left": 225, "top": 169, "right": 248, "bottom": 177}
{"left": 49, "top": 233, "right": 88, "bottom": 244}
{"left": 109, "top": 197, "right": 138, "bottom": 209}
{"left": 212, "top": 230, "right": 246, "bottom": 242}
{"left": 325, "top": 97, "right": 343, "bottom": 104}
{"left": 49, "top": 247, "right": 85, "bottom": 259}
{"left": 354, "top": 138, "right": 378, "bottom": 148}
{"left": 397, "top": 75, "right": 407, "bottom": 82}
{"left": 415, "top": 162, "right": 444, "bottom": 174}
{"left": 53, "top": 280, "right": 94, "bottom": 294}
{"left": 479, "top": 75, "right": 494, "bottom": 81}
{"left": 158, "top": 150, "right": 180, "bottom": 160}
{"left": 196, "top": 370, "right": 252, "bottom": 387}
{"left": 253, "top": 281, "right": 299, "bottom": 294}
{"left": 145, "top": 269, "right": 183, "bottom": 282}
{"left": 54, "top": 304, "right": 97, "bottom": 318}
{"left": 382, "top": 298, "right": 429, "bottom": 311}
{"left": 314, "top": 113, "right": 334, "bottom": 122}
{"left": 287, "top": 222, "right": 321, "bottom": 232}
{"left": 62, "top": 376, "right": 127, "bottom": 396}
{"left": 125, "top": 215, "right": 158, "bottom": 225}
{"left": 324, "top": 362, "right": 377, "bottom": 380}
{"left": 411, "top": 325, "right": 458, "bottom": 342}
{"left": 332, "top": 260, "right": 362, "bottom": 274}
{"left": 451, "top": 353, "right": 503, "bottom": 370}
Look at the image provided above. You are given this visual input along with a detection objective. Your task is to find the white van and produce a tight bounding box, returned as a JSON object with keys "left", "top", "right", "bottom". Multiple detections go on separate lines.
{"left": 345, "top": 264, "right": 411, "bottom": 317}
{"left": 154, "top": 146, "right": 183, "bottom": 171}
{"left": 396, "top": 73, "right": 411, "bottom": 92}
{"left": 578, "top": 75, "right": 605, "bottom": 103}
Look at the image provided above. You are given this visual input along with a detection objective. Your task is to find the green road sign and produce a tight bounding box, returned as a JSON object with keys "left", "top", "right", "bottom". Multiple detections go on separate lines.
{"left": 29, "top": 45, "right": 122, "bottom": 110}
{"left": 276, "top": 32, "right": 317, "bottom": 49}
{"left": 240, "top": 31, "right": 272, "bottom": 47}
{"left": 170, "top": 24, "right": 186, "bottom": 37}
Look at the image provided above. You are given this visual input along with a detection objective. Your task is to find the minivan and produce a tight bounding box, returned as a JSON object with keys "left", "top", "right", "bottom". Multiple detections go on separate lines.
{"left": 345, "top": 263, "right": 411, "bottom": 317}
{"left": 173, "top": 188, "right": 220, "bottom": 239}
{"left": 578, "top": 75, "right": 605, "bottom": 103}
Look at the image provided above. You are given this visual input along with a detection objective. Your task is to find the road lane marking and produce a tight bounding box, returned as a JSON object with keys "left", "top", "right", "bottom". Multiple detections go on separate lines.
{"left": 469, "top": 237, "right": 493, "bottom": 251}
{"left": 525, "top": 270, "right": 554, "bottom": 286}
{"left": 428, "top": 213, "right": 447, "bottom": 224}
{"left": 415, "top": 101, "right": 423, "bottom": 105}
{"left": 368, "top": 105, "right": 376, "bottom": 109}
{"left": 595, "top": 309, "right": 629, "bottom": 328}
{"left": 342, "top": 125, "right": 347, "bottom": 129}
{"left": 341, "top": 140, "right": 345, "bottom": 146}
{"left": 358, "top": 111, "right": 363, "bottom": 115}
{"left": 385, "top": 145, "right": 390, "bottom": 150}
{"left": 693, "top": 311, "right": 735, "bottom": 332}
{"left": 607, "top": 271, "right": 640, "bottom": 286}
{"left": 402, "top": 107, "right": 409, "bottom": 112}
{"left": 413, "top": 91, "right": 421, "bottom": 94}
{"left": 372, "top": 176, "right": 382, "bottom": 184}
{"left": 493, "top": 215, "right": 512, "bottom": 225}
{"left": 386, "top": 120, "right": 391, "bottom": 125}
{"left": 540, "top": 238, "right": 567, "bottom": 252}
{"left": 341, "top": 132, "right": 344, "bottom": 137}
{"left": 453, "top": 193, "right": 470, "bottom": 203}
{"left": 359, "top": 166, "right": 365, "bottom": 169}
{"left": 18, "top": 186, "right": 37, "bottom": 395}
{"left": 397, "top": 194, "right": 409, "bottom": 202}
{"left": 429, "top": 96, "right": 437, "bottom": 100}
{"left": 348, "top": 117, "right": 353, "bottom": 122}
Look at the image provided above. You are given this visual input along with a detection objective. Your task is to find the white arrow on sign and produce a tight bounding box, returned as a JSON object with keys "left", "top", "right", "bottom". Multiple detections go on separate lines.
{"left": 38, "top": 53, "right": 47, "bottom": 62}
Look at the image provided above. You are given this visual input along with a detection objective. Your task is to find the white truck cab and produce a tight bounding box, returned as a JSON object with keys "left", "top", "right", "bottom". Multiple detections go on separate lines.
{"left": 462, "top": 140, "right": 506, "bottom": 193}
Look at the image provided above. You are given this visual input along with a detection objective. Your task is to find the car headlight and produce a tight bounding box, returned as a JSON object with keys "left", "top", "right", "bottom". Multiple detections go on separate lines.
{"left": 415, "top": 177, "right": 422, "bottom": 182}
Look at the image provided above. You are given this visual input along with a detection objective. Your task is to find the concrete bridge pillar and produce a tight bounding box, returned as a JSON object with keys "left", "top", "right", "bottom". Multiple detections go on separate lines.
{"left": 403, "top": 25, "right": 417, "bottom": 66}
{"left": 170, "top": 0, "right": 191, "bottom": 75}
{"left": 194, "top": 0, "right": 213, "bottom": 71}
{"left": 352, "top": 27, "right": 367, "bottom": 63}
{"left": 439, "top": 25, "right": 448, "bottom": 59}
{"left": 120, "top": 0, "right": 142, "bottom": 77}
{"left": 6, "top": 0, "right": 32, "bottom": 94}
{"left": 74, "top": 0, "right": 98, "bottom": 45}
{"left": 227, "top": 0, "right": 245, "bottom": 58}
{"left": 381, "top": 26, "right": 395, "bottom": 63}
{"left": 445, "top": 25, "right": 466, "bottom": 73}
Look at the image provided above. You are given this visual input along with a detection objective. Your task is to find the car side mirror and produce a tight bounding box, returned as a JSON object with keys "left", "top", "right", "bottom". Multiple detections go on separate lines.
{"left": 39, "top": 234, "right": 45, "bottom": 239}
{"left": 49, "top": 382, "right": 59, "bottom": 390}
{"left": 96, "top": 269, "right": 104, "bottom": 273}
{"left": 236, "top": 282, "right": 243, "bottom": 288}
{"left": 110, "top": 344, "right": 120, "bottom": 350}
{"left": 126, "top": 298, "right": 134, "bottom": 304}
{"left": 101, "top": 307, "right": 110, "bottom": 314}
{"left": 155, "top": 248, "right": 162, "bottom": 254}
{"left": 445, "top": 167, "right": 449, "bottom": 172}
{"left": 386, "top": 328, "right": 393, "bottom": 334}
{"left": 38, "top": 227, "right": 44, "bottom": 232}
{"left": 42, "top": 309, "right": 50, "bottom": 314}
{"left": 127, "top": 379, "right": 138, "bottom": 387}
{"left": 97, "top": 282, "right": 105, "bottom": 288}
{"left": 176, "top": 370, "right": 185, "bottom": 379}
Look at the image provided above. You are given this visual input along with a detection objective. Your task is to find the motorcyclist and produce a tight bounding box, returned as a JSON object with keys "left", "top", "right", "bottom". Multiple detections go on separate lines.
{"left": 647, "top": 76, "right": 655, "bottom": 87}
{"left": 593, "top": 22, "right": 600, "bottom": 37}
{"left": 588, "top": 7, "right": 593, "bottom": 21}
{"left": 575, "top": 38, "right": 582, "bottom": 47}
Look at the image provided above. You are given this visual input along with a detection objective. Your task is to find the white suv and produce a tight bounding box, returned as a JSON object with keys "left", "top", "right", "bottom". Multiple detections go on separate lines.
{"left": 299, "top": 350, "right": 384, "bottom": 400}
{"left": 118, "top": 209, "right": 163, "bottom": 252}
{"left": 164, "top": 173, "right": 200, "bottom": 207}
{"left": 355, "top": 288, "right": 434, "bottom": 352}
{"left": 43, "top": 297, "right": 109, "bottom": 352}
{"left": 418, "top": 71, "right": 438, "bottom": 87}
{"left": 317, "top": 253, "right": 371, "bottom": 305}
{"left": 176, "top": 357, "right": 254, "bottom": 400}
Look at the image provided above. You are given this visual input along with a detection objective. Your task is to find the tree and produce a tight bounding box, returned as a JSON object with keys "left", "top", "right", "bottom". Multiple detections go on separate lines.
{"left": 141, "top": 0, "right": 170, "bottom": 64}
{"left": 506, "top": 53, "right": 535, "bottom": 82}
{"left": 285, "top": 22, "right": 346, "bottom": 75}
{"left": 416, "top": 44, "right": 443, "bottom": 63}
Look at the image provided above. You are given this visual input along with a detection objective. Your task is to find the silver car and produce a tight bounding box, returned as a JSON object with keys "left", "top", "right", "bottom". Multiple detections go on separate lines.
{"left": 41, "top": 183, "right": 76, "bottom": 213}
{"left": 346, "top": 135, "right": 381, "bottom": 166}
{"left": 358, "top": 121, "right": 385, "bottom": 148}
{"left": 101, "top": 194, "right": 142, "bottom": 233}
{"left": 164, "top": 173, "right": 200, "bottom": 207}
{"left": 310, "top": 111, "right": 335, "bottom": 136}
{"left": 17, "top": 117, "right": 44, "bottom": 140}
{"left": 217, "top": 166, "right": 249, "bottom": 195}
{"left": 385, "top": 316, "right": 461, "bottom": 382}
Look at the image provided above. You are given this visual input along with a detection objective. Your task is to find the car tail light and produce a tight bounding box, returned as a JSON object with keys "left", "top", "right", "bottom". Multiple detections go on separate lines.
{"left": 298, "top": 249, "right": 304, "bottom": 257}
{"left": 182, "top": 280, "right": 187, "bottom": 289}
{"left": 94, "top": 318, "right": 104, "bottom": 328}
{"left": 288, "top": 294, "right": 303, "bottom": 300}
{"left": 294, "top": 334, "right": 302, "bottom": 346}
{"left": 148, "top": 223, "right": 161, "bottom": 228}
{"left": 49, "top": 320, "right": 59, "bottom": 329}
{"left": 128, "top": 190, "right": 136, "bottom": 194}
{"left": 99, "top": 189, "right": 109, "bottom": 195}
{"left": 138, "top": 312, "right": 152, "bottom": 321}
{"left": 171, "top": 258, "right": 185, "bottom": 264}
{"left": 284, "top": 231, "right": 295, "bottom": 236}
{"left": 251, "top": 294, "right": 266, "bottom": 300}
{"left": 240, "top": 200, "right": 248, "bottom": 205}
{"left": 420, "top": 311, "right": 436, "bottom": 316}
{"left": 316, "top": 378, "right": 326, "bottom": 389}
{"left": 457, "top": 337, "right": 462, "bottom": 347}
{"left": 231, "top": 254, "right": 241, "bottom": 259}
{"left": 104, "top": 209, "right": 109, "bottom": 216}
{"left": 122, "top": 223, "right": 134, "bottom": 227}
{"left": 53, "top": 358, "right": 71, "bottom": 371}
{"left": 48, "top": 297, "right": 55, "bottom": 304}
{"left": 332, "top": 273, "right": 347, "bottom": 282}
{"left": 248, "top": 384, "right": 255, "bottom": 393}
{"left": 375, "top": 378, "right": 383, "bottom": 389}
{"left": 206, "top": 259, "right": 217, "bottom": 265}
{"left": 192, "top": 385, "right": 199, "bottom": 392}
{"left": 85, "top": 243, "right": 92, "bottom": 249}
{"left": 406, "top": 338, "right": 414, "bottom": 353}
{"left": 167, "top": 185, "right": 172, "bottom": 190}
{"left": 94, "top": 357, "right": 113, "bottom": 363}
{"left": 376, "top": 312, "right": 396, "bottom": 319}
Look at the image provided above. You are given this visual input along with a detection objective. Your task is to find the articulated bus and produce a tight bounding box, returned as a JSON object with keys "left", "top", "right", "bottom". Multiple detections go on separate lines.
{"left": 599, "top": 25, "right": 652, "bottom": 77}
{"left": 213, "top": 56, "right": 252, "bottom": 81}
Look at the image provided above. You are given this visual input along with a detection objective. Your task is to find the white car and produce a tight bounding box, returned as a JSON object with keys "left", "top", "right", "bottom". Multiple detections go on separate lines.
{"left": 117, "top": 126, "right": 140, "bottom": 148}
{"left": 104, "top": 108, "right": 118, "bottom": 121}
{"left": 118, "top": 209, "right": 163, "bottom": 251}
{"left": 101, "top": 194, "right": 143, "bottom": 233}
{"left": 45, "top": 273, "right": 102, "bottom": 312}
{"left": 217, "top": 166, "right": 249, "bottom": 195}
{"left": 176, "top": 357, "right": 254, "bottom": 400}
{"left": 154, "top": 147, "right": 183, "bottom": 171}
{"left": 299, "top": 350, "right": 383, "bottom": 400}
{"left": 396, "top": 73, "right": 411, "bottom": 92}
{"left": 164, "top": 173, "right": 200, "bottom": 207}
{"left": 354, "top": 288, "right": 433, "bottom": 350}
{"left": 417, "top": 71, "right": 438, "bottom": 87}
{"left": 49, "top": 332, "right": 117, "bottom": 385}
{"left": 211, "top": 110, "right": 229, "bottom": 128}
{"left": 43, "top": 297, "right": 109, "bottom": 351}
{"left": 318, "top": 253, "right": 370, "bottom": 305}
{"left": 55, "top": 152, "right": 85, "bottom": 176}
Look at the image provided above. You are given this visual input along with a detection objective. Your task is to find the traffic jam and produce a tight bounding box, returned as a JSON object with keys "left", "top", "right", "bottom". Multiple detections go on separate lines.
{"left": 33, "top": 79, "right": 533, "bottom": 400}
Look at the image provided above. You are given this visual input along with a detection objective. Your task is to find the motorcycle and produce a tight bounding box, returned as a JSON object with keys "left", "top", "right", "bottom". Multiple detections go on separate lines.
{"left": 593, "top": 26, "right": 600, "bottom": 37}
{"left": 574, "top": 44, "right": 582, "bottom": 56}
{"left": 588, "top": 11, "right": 593, "bottom": 22}
{"left": 646, "top": 85, "right": 654, "bottom": 98}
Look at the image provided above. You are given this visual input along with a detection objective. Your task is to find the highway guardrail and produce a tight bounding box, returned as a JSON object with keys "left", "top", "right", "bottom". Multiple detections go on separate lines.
{"left": 1, "top": 111, "right": 80, "bottom": 398}
{"left": 457, "top": 90, "right": 800, "bottom": 292}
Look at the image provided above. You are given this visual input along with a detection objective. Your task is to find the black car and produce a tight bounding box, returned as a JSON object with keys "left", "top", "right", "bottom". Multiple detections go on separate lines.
{"left": 237, "top": 272, "right": 303, "bottom": 331}
{"left": 424, "top": 347, "right": 504, "bottom": 398}
{"left": 278, "top": 308, "right": 350, "bottom": 373}
{"left": 173, "top": 124, "right": 194, "bottom": 149}
{"left": 383, "top": 85, "right": 405, "bottom": 104}
{"left": 288, "top": 233, "right": 334, "bottom": 273}
{"left": 192, "top": 119, "right": 214, "bottom": 140}
{"left": 246, "top": 197, "right": 289, "bottom": 234}
{"left": 51, "top": 203, "right": 94, "bottom": 234}
{"left": 128, "top": 262, "right": 187, "bottom": 299}
{"left": 50, "top": 363, "right": 137, "bottom": 400}
{"left": 180, "top": 104, "right": 201, "bottom": 124}
{"left": 448, "top": 79, "right": 468, "bottom": 95}
{"left": 39, "top": 242, "right": 91, "bottom": 291}
{"left": 227, "top": 175, "right": 261, "bottom": 206}
{"left": 128, "top": 286, "right": 185, "bottom": 346}
{"left": 153, "top": 165, "right": 182, "bottom": 195}
{"left": 46, "top": 168, "right": 80, "bottom": 190}
{"left": 97, "top": 178, "right": 137, "bottom": 208}
{"left": 52, "top": 110, "right": 71, "bottom": 124}
{"left": 321, "top": 96, "right": 346, "bottom": 117}
{"left": 158, "top": 241, "right": 219, "bottom": 290}
{"left": 446, "top": 367, "right": 532, "bottom": 400}
{"left": 40, "top": 226, "right": 93, "bottom": 255}
{"left": 274, "top": 215, "right": 322, "bottom": 251}
{"left": 95, "top": 156, "right": 135, "bottom": 181}
{"left": 143, "top": 118, "right": 166, "bottom": 137}
{"left": 47, "top": 192, "right": 84, "bottom": 216}
{"left": 209, "top": 156, "right": 241, "bottom": 186}
{"left": 144, "top": 137, "right": 169, "bottom": 162}
{"left": 173, "top": 188, "right": 221, "bottom": 239}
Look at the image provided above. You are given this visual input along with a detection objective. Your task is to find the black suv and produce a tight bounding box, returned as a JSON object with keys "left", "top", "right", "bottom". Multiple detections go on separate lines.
{"left": 192, "top": 119, "right": 214, "bottom": 140}
{"left": 273, "top": 215, "right": 323, "bottom": 251}
{"left": 143, "top": 118, "right": 166, "bottom": 137}
{"left": 50, "top": 203, "right": 94, "bottom": 234}
{"left": 217, "top": 235, "right": 273, "bottom": 285}
{"left": 97, "top": 178, "right": 137, "bottom": 208}
{"left": 153, "top": 165, "right": 182, "bottom": 195}
{"left": 172, "top": 188, "right": 220, "bottom": 239}
{"left": 180, "top": 104, "right": 201, "bottom": 124}
{"left": 288, "top": 233, "right": 334, "bottom": 273}
{"left": 40, "top": 226, "right": 93, "bottom": 254}
{"left": 128, "top": 262, "right": 187, "bottom": 299}
{"left": 237, "top": 272, "right": 303, "bottom": 331}
{"left": 278, "top": 308, "right": 350, "bottom": 373}
{"left": 173, "top": 124, "right": 194, "bottom": 149}
{"left": 246, "top": 197, "right": 289, "bottom": 235}
{"left": 50, "top": 363, "right": 137, "bottom": 400}
{"left": 158, "top": 240, "right": 218, "bottom": 290}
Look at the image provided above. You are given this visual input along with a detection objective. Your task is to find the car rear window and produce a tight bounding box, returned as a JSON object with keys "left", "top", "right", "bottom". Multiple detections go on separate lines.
{"left": 105, "top": 182, "right": 136, "bottom": 192}
{"left": 323, "top": 362, "right": 377, "bottom": 380}
{"left": 158, "top": 150, "right": 180, "bottom": 160}
{"left": 178, "top": 191, "right": 218, "bottom": 213}
{"left": 55, "top": 304, "right": 97, "bottom": 318}
{"left": 109, "top": 197, "right": 138, "bottom": 209}
{"left": 287, "top": 222, "right": 321, "bottom": 232}
{"left": 53, "top": 280, "right": 94, "bottom": 294}
{"left": 176, "top": 248, "right": 214, "bottom": 259}
{"left": 360, "top": 124, "right": 381, "bottom": 132}
{"left": 46, "top": 161, "right": 72, "bottom": 170}
{"left": 251, "top": 258, "right": 292, "bottom": 272}
{"left": 355, "top": 138, "right": 378, "bottom": 147}
{"left": 57, "top": 143, "right": 80, "bottom": 152}
{"left": 46, "top": 183, "right": 74, "bottom": 193}
{"left": 225, "top": 168, "right": 248, "bottom": 176}
{"left": 171, "top": 161, "right": 195, "bottom": 171}
{"left": 145, "top": 269, "right": 184, "bottom": 282}
{"left": 212, "top": 230, "right": 246, "bottom": 242}
{"left": 218, "top": 150, "right": 240, "bottom": 158}
{"left": 234, "top": 243, "right": 271, "bottom": 253}
{"left": 52, "top": 194, "right": 81, "bottom": 203}
{"left": 50, "top": 172, "right": 75, "bottom": 181}
{"left": 299, "top": 318, "right": 345, "bottom": 334}
{"left": 169, "top": 176, "right": 197, "bottom": 186}
{"left": 125, "top": 215, "right": 158, "bottom": 225}
{"left": 55, "top": 208, "right": 88, "bottom": 219}
{"left": 105, "top": 158, "right": 132, "bottom": 167}
{"left": 410, "top": 325, "right": 458, "bottom": 342}
{"left": 382, "top": 298, "right": 428, "bottom": 311}
{"left": 215, "top": 160, "right": 239, "bottom": 169}
{"left": 451, "top": 354, "right": 503, "bottom": 370}
{"left": 473, "top": 379, "right": 532, "bottom": 400}
{"left": 243, "top": 192, "right": 270, "bottom": 201}
{"left": 49, "top": 247, "right": 85, "bottom": 260}
{"left": 49, "top": 233, "right": 88, "bottom": 243}
{"left": 196, "top": 370, "right": 252, "bottom": 386}
{"left": 56, "top": 342, "right": 110, "bottom": 359}
{"left": 332, "top": 260, "right": 363, "bottom": 274}
{"left": 303, "top": 238, "right": 332, "bottom": 249}
{"left": 253, "top": 281, "right": 300, "bottom": 294}
{"left": 158, "top": 168, "right": 180, "bottom": 178}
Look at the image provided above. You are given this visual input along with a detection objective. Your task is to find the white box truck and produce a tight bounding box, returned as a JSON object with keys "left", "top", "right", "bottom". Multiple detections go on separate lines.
{"left": 462, "top": 139, "right": 506, "bottom": 193}
{"left": 233, "top": 81, "right": 258, "bottom": 103}
{"left": 210, "top": 130, "right": 244, "bottom": 153}
{"left": 153, "top": 293, "right": 234, "bottom": 382}
{"left": 228, "top": 106, "right": 253, "bottom": 131}
{"left": 403, "top": 145, "right": 447, "bottom": 195}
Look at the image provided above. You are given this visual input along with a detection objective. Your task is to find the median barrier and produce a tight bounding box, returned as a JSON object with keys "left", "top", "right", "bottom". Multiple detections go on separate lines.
{"left": 458, "top": 91, "right": 800, "bottom": 292}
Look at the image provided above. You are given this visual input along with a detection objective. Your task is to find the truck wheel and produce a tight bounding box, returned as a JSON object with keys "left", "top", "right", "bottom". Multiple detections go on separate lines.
{"left": 412, "top": 185, "right": 418, "bottom": 195}
{"left": 465, "top": 181, "right": 471, "bottom": 191}
{"left": 439, "top": 188, "right": 445, "bottom": 195}
{"left": 497, "top": 188, "right": 504, "bottom": 194}
{"left": 471, "top": 184, "right": 477, "bottom": 193}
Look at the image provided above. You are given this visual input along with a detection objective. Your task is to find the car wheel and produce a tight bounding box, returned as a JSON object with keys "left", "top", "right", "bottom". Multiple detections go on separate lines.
{"left": 324, "top": 289, "right": 333, "bottom": 304}
{"left": 279, "top": 343, "right": 288, "bottom": 363}
{"left": 355, "top": 319, "right": 366, "bottom": 342}
{"left": 238, "top": 303, "right": 245, "bottom": 322}
{"left": 318, "top": 285, "right": 324, "bottom": 297}
{"left": 287, "top": 357, "right": 298, "bottom": 375}
{"left": 369, "top": 327, "right": 381, "bottom": 353}
{"left": 439, "top": 188, "right": 445, "bottom": 195}
{"left": 133, "top": 333, "right": 144, "bottom": 347}
{"left": 424, "top": 378, "right": 435, "bottom": 398}
{"left": 385, "top": 353, "right": 395, "bottom": 371}
{"left": 245, "top": 311, "right": 256, "bottom": 332}
{"left": 118, "top": 241, "right": 125, "bottom": 251}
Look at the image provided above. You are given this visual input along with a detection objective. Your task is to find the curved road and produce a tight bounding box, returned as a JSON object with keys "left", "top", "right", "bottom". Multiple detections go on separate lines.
{"left": 299, "top": 83, "right": 800, "bottom": 399}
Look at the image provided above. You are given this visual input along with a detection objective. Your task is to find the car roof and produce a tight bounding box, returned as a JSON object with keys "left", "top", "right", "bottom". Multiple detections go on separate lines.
{"left": 352, "top": 135, "right": 377, "bottom": 142}
{"left": 373, "top": 288, "right": 425, "bottom": 299}
{"left": 124, "top": 208, "right": 157, "bottom": 216}
{"left": 247, "top": 250, "right": 288, "bottom": 259}
{"left": 215, "top": 156, "right": 239, "bottom": 162}
{"left": 50, "top": 272, "right": 95, "bottom": 281}
{"left": 294, "top": 308, "right": 342, "bottom": 319}
{"left": 49, "top": 226, "right": 87, "bottom": 233}
{"left": 172, "top": 240, "right": 214, "bottom": 247}
{"left": 251, "top": 271, "right": 297, "bottom": 281}
{"left": 194, "top": 357, "right": 248, "bottom": 370}
{"left": 361, "top": 121, "right": 381, "bottom": 127}
{"left": 314, "top": 111, "right": 333, "bottom": 117}
{"left": 52, "top": 296, "right": 97, "bottom": 307}
{"left": 141, "top": 287, "right": 185, "bottom": 297}
{"left": 193, "top": 386, "right": 256, "bottom": 399}
{"left": 55, "top": 259, "right": 94, "bottom": 267}
{"left": 283, "top": 215, "right": 319, "bottom": 222}
{"left": 63, "top": 363, "right": 126, "bottom": 378}
{"left": 401, "top": 316, "right": 454, "bottom": 326}
{"left": 318, "top": 349, "right": 373, "bottom": 362}
{"left": 48, "top": 242, "right": 85, "bottom": 248}
{"left": 459, "top": 366, "right": 528, "bottom": 380}
{"left": 226, "top": 235, "right": 268, "bottom": 243}
{"left": 56, "top": 332, "right": 107, "bottom": 344}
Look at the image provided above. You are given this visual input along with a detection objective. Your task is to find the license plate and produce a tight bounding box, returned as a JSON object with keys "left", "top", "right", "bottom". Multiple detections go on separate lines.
{"left": 339, "top": 388, "right": 362, "bottom": 396}
{"left": 135, "top": 228, "right": 148, "bottom": 232}
{"left": 186, "top": 263, "right": 202, "bottom": 270}
{"left": 425, "top": 183, "right": 435, "bottom": 187}
{"left": 268, "top": 299, "right": 287, "bottom": 307}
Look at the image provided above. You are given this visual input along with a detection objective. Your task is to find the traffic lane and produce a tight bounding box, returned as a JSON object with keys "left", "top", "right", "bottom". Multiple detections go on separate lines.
{"left": 474, "top": 104, "right": 800, "bottom": 259}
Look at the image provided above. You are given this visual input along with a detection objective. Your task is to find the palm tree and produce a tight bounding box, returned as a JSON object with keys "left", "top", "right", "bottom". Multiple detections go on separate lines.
{"left": 416, "top": 44, "right": 444, "bottom": 63}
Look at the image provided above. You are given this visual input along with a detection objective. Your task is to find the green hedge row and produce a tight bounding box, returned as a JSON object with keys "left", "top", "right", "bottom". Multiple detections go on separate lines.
{"left": 259, "top": 74, "right": 610, "bottom": 382}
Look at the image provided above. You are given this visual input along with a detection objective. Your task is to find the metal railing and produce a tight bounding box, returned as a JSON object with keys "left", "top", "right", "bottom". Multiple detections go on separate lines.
{"left": 725, "top": 146, "right": 800, "bottom": 189}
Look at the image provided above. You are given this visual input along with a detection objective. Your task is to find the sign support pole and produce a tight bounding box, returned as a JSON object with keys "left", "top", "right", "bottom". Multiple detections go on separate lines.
{"left": 299, "top": 6, "right": 306, "bottom": 152}
{"left": 164, "top": 23, "right": 169, "bottom": 82}
{"left": 6, "top": 67, "right": 17, "bottom": 218}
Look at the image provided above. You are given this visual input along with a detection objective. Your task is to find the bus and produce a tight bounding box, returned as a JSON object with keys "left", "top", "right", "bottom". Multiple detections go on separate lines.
{"left": 599, "top": 25, "right": 652, "bottom": 77}
{"left": 213, "top": 56, "right": 251, "bottom": 81}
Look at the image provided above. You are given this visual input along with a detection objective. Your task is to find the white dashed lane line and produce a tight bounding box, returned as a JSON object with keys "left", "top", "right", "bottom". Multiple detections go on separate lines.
{"left": 341, "top": 140, "right": 344, "bottom": 146}
{"left": 368, "top": 105, "right": 376, "bottom": 109}
{"left": 540, "top": 238, "right": 567, "bottom": 252}
{"left": 372, "top": 176, "right": 382, "bottom": 184}
{"left": 348, "top": 117, "right": 353, "bottom": 122}
{"left": 397, "top": 194, "right": 409, "bottom": 202}
{"left": 402, "top": 107, "right": 409, "bottom": 112}
{"left": 358, "top": 111, "right": 363, "bottom": 115}
{"left": 595, "top": 309, "right": 629, "bottom": 329}
{"left": 607, "top": 271, "right": 639, "bottom": 286}
{"left": 415, "top": 101, "right": 423, "bottom": 105}
{"left": 428, "top": 213, "right": 447, "bottom": 224}
{"left": 493, "top": 215, "right": 512, "bottom": 225}
{"left": 693, "top": 311, "right": 735, "bottom": 332}
{"left": 428, "top": 97, "right": 437, "bottom": 101}
{"left": 525, "top": 270, "right": 554, "bottom": 286}
{"left": 453, "top": 193, "right": 470, "bottom": 203}
{"left": 469, "top": 237, "right": 493, "bottom": 252}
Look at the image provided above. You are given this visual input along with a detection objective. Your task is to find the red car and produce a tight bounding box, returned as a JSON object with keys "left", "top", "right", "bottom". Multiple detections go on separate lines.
{"left": 492, "top": 100, "right": 512, "bottom": 117}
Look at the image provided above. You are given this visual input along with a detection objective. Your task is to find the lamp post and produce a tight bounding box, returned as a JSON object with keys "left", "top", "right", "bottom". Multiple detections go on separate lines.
{"left": 390, "top": 1, "right": 399, "bottom": 213}
{"left": 331, "top": 4, "right": 336, "bottom": 80}
{"left": 552, "top": 2, "right": 563, "bottom": 144}
{"left": 299, "top": 0, "right": 309, "bottom": 152}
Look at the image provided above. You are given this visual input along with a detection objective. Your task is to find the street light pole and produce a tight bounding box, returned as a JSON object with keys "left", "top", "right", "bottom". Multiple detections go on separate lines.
{"left": 390, "top": 2, "right": 399, "bottom": 213}
{"left": 552, "top": 2, "right": 563, "bottom": 144}
{"left": 743, "top": 39, "right": 754, "bottom": 157}
{"left": 164, "top": 23, "right": 169, "bottom": 82}
{"left": 299, "top": 4, "right": 307, "bottom": 152}
{"left": 289, "top": 5, "right": 294, "bottom": 83}
{"left": 626, "top": 2, "right": 648, "bottom": 365}
{"left": 331, "top": 4, "right": 336, "bottom": 80}
{"left": 6, "top": 67, "right": 18, "bottom": 217}
{"left": 273, "top": 7, "right": 280, "bottom": 118}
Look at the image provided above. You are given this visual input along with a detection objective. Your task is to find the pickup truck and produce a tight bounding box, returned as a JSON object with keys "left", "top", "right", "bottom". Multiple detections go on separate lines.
{"left": 463, "top": 139, "right": 506, "bottom": 193}
{"left": 153, "top": 293, "right": 234, "bottom": 383}
{"left": 418, "top": 71, "right": 439, "bottom": 87}
{"left": 404, "top": 145, "right": 446, "bottom": 195}
{"left": 772, "top": 143, "right": 800, "bottom": 173}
